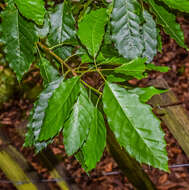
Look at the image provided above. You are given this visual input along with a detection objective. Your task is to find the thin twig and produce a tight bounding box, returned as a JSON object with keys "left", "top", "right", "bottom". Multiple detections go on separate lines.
{"left": 37, "top": 42, "right": 77, "bottom": 76}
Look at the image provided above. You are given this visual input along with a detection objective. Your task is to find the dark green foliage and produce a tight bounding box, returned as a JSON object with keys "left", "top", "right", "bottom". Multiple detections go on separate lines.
{"left": 1, "top": 0, "right": 188, "bottom": 172}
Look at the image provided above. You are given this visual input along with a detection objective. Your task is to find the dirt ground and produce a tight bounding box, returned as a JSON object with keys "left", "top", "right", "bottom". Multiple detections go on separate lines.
{"left": 0, "top": 16, "right": 189, "bottom": 190}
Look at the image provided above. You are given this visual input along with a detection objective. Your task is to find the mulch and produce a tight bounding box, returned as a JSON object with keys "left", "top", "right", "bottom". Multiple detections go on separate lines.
{"left": 0, "top": 16, "right": 189, "bottom": 190}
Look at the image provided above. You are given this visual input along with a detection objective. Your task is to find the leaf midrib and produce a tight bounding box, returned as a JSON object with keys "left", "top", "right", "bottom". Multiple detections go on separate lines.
{"left": 44, "top": 78, "right": 78, "bottom": 127}
{"left": 107, "top": 83, "right": 156, "bottom": 159}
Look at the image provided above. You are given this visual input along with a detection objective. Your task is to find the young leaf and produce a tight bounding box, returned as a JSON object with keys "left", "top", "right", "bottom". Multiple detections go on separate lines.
{"left": 63, "top": 85, "right": 93, "bottom": 156}
{"left": 103, "top": 82, "right": 168, "bottom": 171}
{"left": 146, "top": 0, "right": 188, "bottom": 49}
{"left": 111, "top": 0, "right": 143, "bottom": 60}
{"left": 146, "top": 64, "right": 170, "bottom": 72}
{"left": 115, "top": 58, "right": 147, "bottom": 79}
{"left": 77, "top": 8, "right": 108, "bottom": 58}
{"left": 81, "top": 108, "right": 106, "bottom": 171}
{"left": 38, "top": 76, "right": 80, "bottom": 141}
{"left": 1, "top": 4, "right": 38, "bottom": 81}
{"left": 38, "top": 57, "right": 60, "bottom": 87}
{"left": 142, "top": 10, "right": 157, "bottom": 63}
{"left": 159, "top": 0, "right": 189, "bottom": 13}
{"left": 128, "top": 86, "right": 168, "bottom": 103}
{"left": 14, "top": 0, "right": 46, "bottom": 25}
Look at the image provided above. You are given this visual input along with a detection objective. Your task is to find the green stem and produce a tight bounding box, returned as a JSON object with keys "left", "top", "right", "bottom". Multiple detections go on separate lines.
{"left": 64, "top": 53, "right": 78, "bottom": 63}
{"left": 37, "top": 42, "right": 77, "bottom": 76}
{"left": 49, "top": 42, "right": 74, "bottom": 50}
{"left": 81, "top": 80, "right": 102, "bottom": 95}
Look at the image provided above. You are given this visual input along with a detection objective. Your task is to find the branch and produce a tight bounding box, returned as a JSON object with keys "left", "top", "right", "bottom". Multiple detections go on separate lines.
{"left": 37, "top": 42, "right": 77, "bottom": 76}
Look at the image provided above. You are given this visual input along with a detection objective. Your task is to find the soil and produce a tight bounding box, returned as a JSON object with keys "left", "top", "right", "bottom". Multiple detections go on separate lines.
{"left": 0, "top": 14, "right": 189, "bottom": 190}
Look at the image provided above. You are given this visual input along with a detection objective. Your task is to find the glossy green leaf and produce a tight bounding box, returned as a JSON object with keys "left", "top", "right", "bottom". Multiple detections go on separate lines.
{"left": 63, "top": 85, "right": 93, "bottom": 156}
{"left": 38, "top": 57, "right": 60, "bottom": 87}
{"left": 78, "top": 8, "right": 108, "bottom": 58}
{"left": 35, "top": 13, "right": 50, "bottom": 38}
{"left": 115, "top": 58, "right": 147, "bottom": 79}
{"left": 14, "top": 0, "right": 45, "bottom": 25}
{"left": 103, "top": 82, "right": 168, "bottom": 171}
{"left": 38, "top": 77, "right": 80, "bottom": 141}
{"left": 99, "top": 57, "right": 127, "bottom": 65}
{"left": 159, "top": 0, "right": 189, "bottom": 13}
{"left": 128, "top": 86, "right": 168, "bottom": 103}
{"left": 106, "top": 74, "right": 131, "bottom": 82}
{"left": 48, "top": 1, "right": 76, "bottom": 60}
{"left": 142, "top": 10, "right": 157, "bottom": 63}
{"left": 77, "top": 48, "right": 105, "bottom": 63}
{"left": 146, "top": 64, "right": 170, "bottom": 72}
{"left": 1, "top": 4, "right": 38, "bottom": 81}
{"left": 81, "top": 108, "right": 106, "bottom": 171}
{"left": 146, "top": 0, "right": 188, "bottom": 49}
{"left": 24, "top": 78, "right": 63, "bottom": 149}
{"left": 48, "top": 1, "right": 76, "bottom": 46}
{"left": 111, "top": 0, "right": 143, "bottom": 60}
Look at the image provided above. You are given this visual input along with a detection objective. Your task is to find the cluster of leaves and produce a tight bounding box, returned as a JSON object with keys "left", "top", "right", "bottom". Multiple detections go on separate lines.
{"left": 0, "top": 0, "right": 188, "bottom": 172}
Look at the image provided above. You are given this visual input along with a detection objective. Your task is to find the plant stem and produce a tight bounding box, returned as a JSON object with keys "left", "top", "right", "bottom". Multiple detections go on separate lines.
{"left": 81, "top": 80, "right": 102, "bottom": 95}
{"left": 37, "top": 42, "right": 77, "bottom": 76}
{"left": 49, "top": 42, "right": 74, "bottom": 50}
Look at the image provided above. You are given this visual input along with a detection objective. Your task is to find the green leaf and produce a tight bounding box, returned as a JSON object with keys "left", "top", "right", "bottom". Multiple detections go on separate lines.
{"left": 157, "top": 28, "right": 163, "bottom": 53}
{"left": 1, "top": 4, "right": 38, "bottom": 81}
{"left": 63, "top": 85, "right": 93, "bottom": 156}
{"left": 115, "top": 58, "right": 147, "bottom": 79}
{"left": 35, "top": 13, "right": 50, "bottom": 38}
{"left": 47, "top": 1, "right": 76, "bottom": 60}
{"left": 146, "top": 0, "right": 188, "bottom": 49}
{"left": 111, "top": 0, "right": 143, "bottom": 60}
{"left": 14, "top": 0, "right": 45, "bottom": 25}
{"left": 103, "top": 82, "right": 168, "bottom": 171}
{"left": 146, "top": 64, "right": 170, "bottom": 72}
{"left": 38, "top": 77, "right": 80, "bottom": 141}
{"left": 78, "top": 8, "right": 108, "bottom": 58}
{"left": 24, "top": 78, "right": 64, "bottom": 149}
{"left": 128, "top": 86, "right": 168, "bottom": 103}
{"left": 99, "top": 57, "right": 127, "bottom": 65}
{"left": 159, "top": 0, "right": 189, "bottom": 13}
{"left": 77, "top": 48, "right": 105, "bottom": 63}
{"left": 81, "top": 108, "right": 106, "bottom": 171}
{"left": 106, "top": 73, "right": 131, "bottom": 82}
{"left": 142, "top": 10, "right": 157, "bottom": 63}
{"left": 75, "top": 151, "right": 88, "bottom": 171}
{"left": 38, "top": 57, "right": 60, "bottom": 87}
{"left": 48, "top": 1, "right": 76, "bottom": 46}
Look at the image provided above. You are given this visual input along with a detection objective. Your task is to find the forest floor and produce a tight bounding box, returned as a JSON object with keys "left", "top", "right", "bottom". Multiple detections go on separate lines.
{"left": 0, "top": 17, "right": 189, "bottom": 190}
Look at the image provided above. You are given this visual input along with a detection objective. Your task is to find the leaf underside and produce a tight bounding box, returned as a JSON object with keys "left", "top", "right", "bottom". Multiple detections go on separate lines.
{"left": 142, "top": 10, "right": 157, "bottom": 63}
{"left": 111, "top": 0, "right": 144, "bottom": 60}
